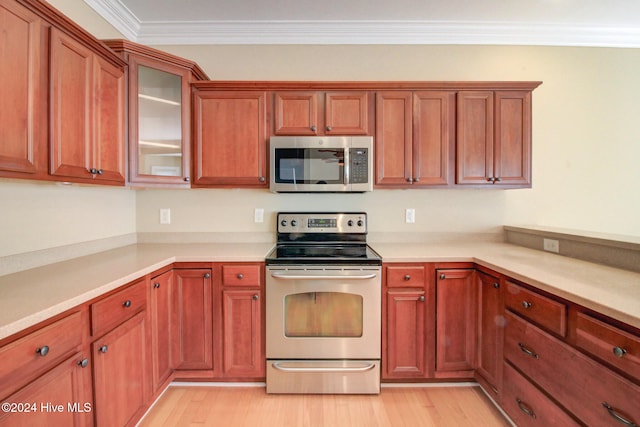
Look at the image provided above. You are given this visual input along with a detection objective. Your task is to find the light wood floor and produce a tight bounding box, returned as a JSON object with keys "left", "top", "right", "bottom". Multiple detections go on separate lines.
{"left": 138, "top": 384, "right": 512, "bottom": 427}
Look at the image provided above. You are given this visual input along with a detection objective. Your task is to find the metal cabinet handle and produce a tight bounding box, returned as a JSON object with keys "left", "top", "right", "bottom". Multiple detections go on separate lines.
{"left": 404, "top": 275, "right": 411, "bottom": 281}
{"left": 99, "top": 345, "right": 108, "bottom": 353}
{"left": 252, "top": 294, "right": 259, "bottom": 300}
{"left": 516, "top": 398, "right": 536, "bottom": 419}
{"left": 310, "top": 125, "right": 317, "bottom": 131}
{"left": 154, "top": 282, "right": 161, "bottom": 289}
{"left": 495, "top": 177, "right": 501, "bottom": 182}
{"left": 518, "top": 342, "right": 540, "bottom": 359}
{"left": 493, "top": 282, "right": 500, "bottom": 289}
{"left": 522, "top": 301, "right": 532, "bottom": 309}
{"left": 613, "top": 346, "right": 628, "bottom": 358}
{"left": 602, "top": 402, "right": 637, "bottom": 426}
{"left": 89, "top": 168, "right": 98, "bottom": 175}
{"left": 439, "top": 274, "right": 446, "bottom": 280}
{"left": 78, "top": 358, "right": 89, "bottom": 368}
{"left": 406, "top": 177, "right": 413, "bottom": 183}
{"left": 184, "top": 177, "right": 191, "bottom": 182}
{"left": 123, "top": 300, "right": 131, "bottom": 308}
{"left": 97, "top": 169, "right": 104, "bottom": 175}
{"left": 326, "top": 125, "right": 333, "bottom": 131}
{"left": 36, "top": 346, "right": 50, "bottom": 357}
{"left": 237, "top": 273, "right": 244, "bottom": 279}
{"left": 419, "top": 296, "right": 425, "bottom": 302}
{"left": 258, "top": 176, "right": 266, "bottom": 182}
{"left": 413, "top": 178, "right": 419, "bottom": 182}
{"left": 204, "top": 273, "right": 211, "bottom": 278}
{"left": 487, "top": 177, "right": 495, "bottom": 183}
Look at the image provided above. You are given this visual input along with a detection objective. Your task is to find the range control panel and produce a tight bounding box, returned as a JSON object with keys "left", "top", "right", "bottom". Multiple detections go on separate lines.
{"left": 277, "top": 212, "right": 367, "bottom": 234}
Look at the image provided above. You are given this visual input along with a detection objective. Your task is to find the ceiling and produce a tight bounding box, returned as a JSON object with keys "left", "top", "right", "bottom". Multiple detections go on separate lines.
{"left": 84, "top": 0, "right": 640, "bottom": 47}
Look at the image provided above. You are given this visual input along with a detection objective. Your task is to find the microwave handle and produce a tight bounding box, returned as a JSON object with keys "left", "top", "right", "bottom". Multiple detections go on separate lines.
{"left": 344, "top": 147, "right": 350, "bottom": 186}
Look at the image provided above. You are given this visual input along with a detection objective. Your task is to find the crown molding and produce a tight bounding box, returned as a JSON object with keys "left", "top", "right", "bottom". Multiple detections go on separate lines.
{"left": 84, "top": 0, "right": 640, "bottom": 47}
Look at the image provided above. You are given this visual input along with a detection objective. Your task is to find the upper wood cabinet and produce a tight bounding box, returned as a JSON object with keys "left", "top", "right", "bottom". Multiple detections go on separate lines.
{"left": 457, "top": 90, "right": 532, "bottom": 187}
{"left": 49, "top": 28, "right": 125, "bottom": 185}
{"left": 273, "top": 91, "right": 372, "bottom": 135}
{"left": 192, "top": 88, "right": 268, "bottom": 188}
{"left": 0, "top": 0, "right": 48, "bottom": 180}
{"left": 375, "top": 91, "right": 455, "bottom": 187}
{"left": 103, "top": 40, "right": 209, "bottom": 187}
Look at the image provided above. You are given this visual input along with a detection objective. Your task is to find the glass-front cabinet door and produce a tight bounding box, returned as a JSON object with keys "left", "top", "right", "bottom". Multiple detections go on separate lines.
{"left": 129, "top": 56, "right": 191, "bottom": 185}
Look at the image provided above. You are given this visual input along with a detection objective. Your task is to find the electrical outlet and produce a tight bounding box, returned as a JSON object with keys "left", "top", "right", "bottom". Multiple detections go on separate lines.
{"left": 543, "top": 238, "right": 560, "bottom": 253}
{"left": 254, "top": 208, "right": 264, "bottom": 223}
{"left": 159, "top": 208, "right": 171, "bottom": 225}
{"left": 405, "top": 208, "right": 416, "bottom": 224}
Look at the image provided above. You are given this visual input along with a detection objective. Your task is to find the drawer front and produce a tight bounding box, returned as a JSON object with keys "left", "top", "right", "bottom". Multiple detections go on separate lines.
{"left": 222, "top": 264, "right": 262, "bottom": 287}
{"left": 505, "top": 312, "right": 640, "bottom": 427}
{"left": 502, "top": 362, "right": 579, "bottom": 427}
{"left": 505, "top": 281, "right": 567, "bottom": 336}
{"left": 576, "top": 312, "right": 640, "bottom": 381}
{"left": 0, "top": 311, "right": 83, "bottom": 399}
{"left": 91, "top": 279, "right": 146, "bottom": 337}
{"left": 386, "top": 265, "right": 425, "bottom": 288}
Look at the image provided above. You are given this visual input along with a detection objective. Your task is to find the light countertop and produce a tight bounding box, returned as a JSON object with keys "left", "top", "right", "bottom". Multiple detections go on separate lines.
{"left": 1, "top": 241, "right": 639, "bottom": 341}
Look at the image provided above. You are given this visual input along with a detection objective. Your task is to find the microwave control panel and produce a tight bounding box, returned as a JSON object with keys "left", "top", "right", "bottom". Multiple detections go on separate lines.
{"left": 349, "top": 148, "right": 369, "bottom": 184}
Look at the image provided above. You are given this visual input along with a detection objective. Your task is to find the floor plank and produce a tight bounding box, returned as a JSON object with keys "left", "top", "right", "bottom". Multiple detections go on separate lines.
{"left": 138, "top": 385, "right": 511, "bottom": 426}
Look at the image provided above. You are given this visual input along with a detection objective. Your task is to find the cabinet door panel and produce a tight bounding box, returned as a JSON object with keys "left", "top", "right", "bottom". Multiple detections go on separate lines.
{"left": 193, "top": 91, "right": 267, "bottom": 186}
{"left": 0, "top": 0, "right": 46, "bottom": 177}
{"left": 494, "top": 91, "right": 531, "bottom": 185}
{"left": 172, "top": 269, "right": 213, "bottom": 370}
{"left": 413, "top": 91, "right": 455, "bottom": 186}
{"left": 325, "top": 91, "right": 370, "bottom": 135}
{"left": 375, "top": 91, "right": 412, "bottom": 186}
{"left": 92, "top": 312, "right": 149, "bottom": 427}
{"left": 436, "top": 269, "right": 477, "bottom": 373}
{"left": 476, "top": 272, "right": 504, "bottom": 393}
{"left": 50, "top": 28, "right": 93, "bottom": 179}
{"left": 222, "top": 289, "right": 263, "bottom": 377}
{"left": 93, "top": 56, "right": 125, "bottom": 183}
{"left": 274, "top": 91, "right": 318, "bottom": 135}
{"left": 456, "top": 91, "right": 494, "bottom": 185}
{"left": 150, "top": 270, "right": 173, "bottom": 391}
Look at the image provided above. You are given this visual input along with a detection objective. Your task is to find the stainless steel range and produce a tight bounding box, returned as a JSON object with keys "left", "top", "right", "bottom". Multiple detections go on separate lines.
{"left": 265, "top": 212, "right": 382, "bottom": 394}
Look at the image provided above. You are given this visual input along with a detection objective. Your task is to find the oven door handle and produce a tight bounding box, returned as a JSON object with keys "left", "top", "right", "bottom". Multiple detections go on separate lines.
{"left": 271, "top": 362, "right": 376, "bottom": 373}
{"left": 270, "top": 272, "right": 377, "bottom": 280}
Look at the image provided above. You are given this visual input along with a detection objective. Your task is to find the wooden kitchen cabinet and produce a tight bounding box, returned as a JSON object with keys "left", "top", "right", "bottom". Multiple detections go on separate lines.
{"left": 475, "top": 270, "right": 504, "bottom": 398}
{"left": 192, "top": 89, "right": 268, "bottom": 187}
{"left": 382, "top": 263, "right": 435, "bottom": 379}
{"left": 49, "top": 28, "right": 125, "bottom": 185}
{"left": 149, "top": 269, "right": 173, "bottom": 392}
{"left": 435, "top": 268, "right": 477, "bottom": 377}
{"left": 375, "top": 91, "right": 455, "bottom": 187}
{"left": 218, "top": 263, "right": 265, "bottom": 379}
{"left": 103, "top": 40, "right": 208, "bottom": 187}
{"left": 0, "top": 0, "right": 48, "bottom": 180}
{"left": 171, "top": 268, "right": 213, "bottom": 370}
{"left": 273, "top": 91, "right": 371, "bottom": 135}
{"left": 456, "top": 90, "right": 532, "bottom": 187}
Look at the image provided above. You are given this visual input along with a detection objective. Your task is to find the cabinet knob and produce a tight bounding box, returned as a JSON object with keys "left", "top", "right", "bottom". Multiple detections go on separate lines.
{"left": 89, "top": 168, "right": 98, "bottom": 175}
{"left": 78, "top": 358, "right": 89, "bottom": 368}
{"left": 522, "top": 301, "right": 532, "bottom": 309}
{"left": 252, "top": 294, "right": 259, "bottom": 300}
{"left": 97, "top": 169, "right": 104, "bottom": 175}
{"left": 439, "top": 274, "right": 446, "bottom": 280}
{"left": 406, "top": 177, "right": 413, "bottom": 183}
{"left": 493, "top": 282, "right": 500, "bottom": 289}
{"left": 495, "top": 177, "right": 501, "bottom": 182}
{"left": 413, "top": 178, "right": 420, "bottom": 182}
{"left": 326, "top": 125, "right": 333, "bottom": 131}
{"left": 123, "top": 300, "right": 132, "bottom": 308}
{"left": 36, "top": 346, "right": 50, "bottom": 357}
{"left": 184, "top": 177, "right": 191, "bottom": 182}
{"left": 154, "top": 282, "right": 161, "bottom": 289}
{"left": 258, "top": 176, "right": 266, "bottom": 182}
{"left": 487, "top": 177, "right": 496, "bottom": 183}
{"left": 419, "top": 295, "right": 425, "bottom": 302}
{"left": 310, "top": 125, "right": 317, "bottom": 132}
{"left": 204, "top": 273, "right": 211, "bottom": 279}
{"left": 613, "top": 346, "right": 628, "bottom": 358}
{"left": 404, "top": 275, "right": 411, "bottom": 281}
{"left": 237, "top": 273, "right": 244, "bottom": 279}
{"left": 99, "top": 345, "right": 108, "bottom": 354}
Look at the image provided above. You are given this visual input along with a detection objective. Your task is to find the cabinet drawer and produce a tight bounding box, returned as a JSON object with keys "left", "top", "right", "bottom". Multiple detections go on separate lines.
{"left": 505, "top": 312, "right": 640, "bottom": 427}
{"left": 576, "top": 312, "right": 640, "bottom": 381}
{"left": 502, "top": 362, "right": 579, "bottom": 427}
{"left": 505, "top": 281, "right": 566, "bottom": 336}
{"left": 0, "top": 311, "right": 83, "bottom": 399}
{"left": 386, "top": 265, "right": 425, "bottom": 288}
{"left": 222, "top": 264, "right": 262, "bottom": 287}
{"left": 91, "top": 278, "right": 146, "bottom": 337}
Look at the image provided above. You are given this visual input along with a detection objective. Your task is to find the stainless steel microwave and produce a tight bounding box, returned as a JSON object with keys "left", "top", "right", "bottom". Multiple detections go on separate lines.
{"left": 269, "top": 136, "right": 373, "bottom": 193}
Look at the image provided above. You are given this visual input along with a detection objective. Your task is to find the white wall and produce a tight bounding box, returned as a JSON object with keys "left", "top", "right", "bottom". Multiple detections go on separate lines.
{"left": 4, "top": 0, "right": 636, "bottom": 259}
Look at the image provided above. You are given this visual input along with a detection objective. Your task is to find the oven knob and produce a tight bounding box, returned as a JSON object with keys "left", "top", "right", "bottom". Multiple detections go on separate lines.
{"left": 347, "top": 220, "right": 354, "bottom": 226}
{"left": 291, "top": 220, "right": 298, "bottom": 227}
{"left": 280, "top": 220, "right": 287, "bottom": 227}
{"left": 357, "top": 220, "right": 364, "bottom": 227}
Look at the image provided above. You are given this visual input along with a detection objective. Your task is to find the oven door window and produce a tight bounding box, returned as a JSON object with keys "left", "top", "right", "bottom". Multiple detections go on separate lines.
{"left": 284, "top": 292, "right": 363, "bottom": 337}
{"left": 274, "top": 148, "right": 345, "bottom": 185}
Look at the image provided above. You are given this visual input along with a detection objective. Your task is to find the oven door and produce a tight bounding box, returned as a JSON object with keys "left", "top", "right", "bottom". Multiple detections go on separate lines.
{"left": 266, "top": 266, "right": 381, "bottom": 360}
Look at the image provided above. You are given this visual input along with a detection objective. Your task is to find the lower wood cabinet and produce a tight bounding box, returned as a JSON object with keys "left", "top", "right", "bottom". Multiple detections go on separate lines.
{"left": 92, "top": 311, "right": 149, "bottom": 427}
{"left": 149, "top": 269, "right": 173, "bottom": 392}
{"left": 476, "top": 270, "right": 504, "bottom": 397}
